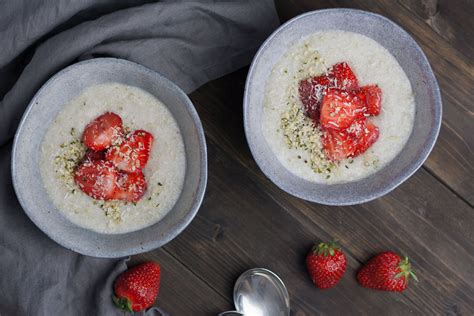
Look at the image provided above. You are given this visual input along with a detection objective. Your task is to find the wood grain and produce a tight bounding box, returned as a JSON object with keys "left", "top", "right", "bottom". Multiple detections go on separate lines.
{"left": 398, "top": 0, "right": 474, "bottom": 59}
{"left": 129, "top": 249, "right": 232, "bottom": 314}
{"left": 166, "top": 68, "right": 473, "bottom": 314}
{"left": 133, "top": 1, "right": 474, "bottom": 315}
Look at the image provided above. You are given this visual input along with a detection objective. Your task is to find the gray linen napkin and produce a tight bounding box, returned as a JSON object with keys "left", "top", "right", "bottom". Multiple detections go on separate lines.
{"left": 0, "top": 1, "right": 279, "bottom": 315}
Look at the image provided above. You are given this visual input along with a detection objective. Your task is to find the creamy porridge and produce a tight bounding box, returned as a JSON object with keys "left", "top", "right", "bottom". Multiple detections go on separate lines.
{"left": 40, "top": 83, "right": 186, "bottom": 234}
{"left": 262, "top": 31, "right": 415, "bottom": 184}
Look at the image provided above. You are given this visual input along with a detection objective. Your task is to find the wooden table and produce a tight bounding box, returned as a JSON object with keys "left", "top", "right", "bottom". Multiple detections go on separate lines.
{"left": 133, "top": 1, "right": 474, "bottom": 314}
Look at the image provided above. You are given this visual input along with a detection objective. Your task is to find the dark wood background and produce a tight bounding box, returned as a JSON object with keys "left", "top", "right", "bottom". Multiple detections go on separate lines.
{"left": 133, "top": 1, "right": 474, "bottom": 315}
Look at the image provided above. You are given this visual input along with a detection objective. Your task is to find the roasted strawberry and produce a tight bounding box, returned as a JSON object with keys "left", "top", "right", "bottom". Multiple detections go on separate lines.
{"left": 322, "top": 118, "right": 380, "bottom": 161}
{"left": 82, "top": 112, "right": 123, "bottom": 151}
{"left": 328, "top": 62, "right": 359, "bottom": 90}
{"left": 352, "top": 120, "right": 380, "bottom": 156}
{"left": 299, "top": 75, "right": 331, "bottom": 121}
{"left": 106, "top": 130, "right": 154, "bottom": 173}
{"left": 113, "top": 171, "right": 147, "bottom": 203}
{"left": 345, "top": 117, "right": 367, "bottom": 139}
{"left": 320, "top": 88, "right": 366, "bottom": 130}
{"left": 322, "top": 128, "right": 355, "bottom": 162}
{"left": 83, "top": 149, "right": 106, "bottom": 162}
{"left": 357, "top": 85, "right": 382, "bottom": 116}
{"left": 74, "top": 160, "right": 117, "bottom": 200}
{"left": 299, "top": 62, "right": 359, "bottom": 121}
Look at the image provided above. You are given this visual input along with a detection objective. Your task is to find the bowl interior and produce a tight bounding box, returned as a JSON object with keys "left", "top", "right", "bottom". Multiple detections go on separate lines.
{"left": 244, "top": 9, "right": 441, "bottom": 205}
{"left": 12, "top": 58, "right": 207, "bottom": 257}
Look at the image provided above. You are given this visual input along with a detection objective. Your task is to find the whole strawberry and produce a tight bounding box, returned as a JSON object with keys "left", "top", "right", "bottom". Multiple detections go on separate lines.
{"left": 113, "top": 262, "right": 161, "bottom": 312}
{"left": 306, "top": 241, "right": 347, "bottom": 289}
{"left": 357, "top": 252, "right": 417, "bottom": 292}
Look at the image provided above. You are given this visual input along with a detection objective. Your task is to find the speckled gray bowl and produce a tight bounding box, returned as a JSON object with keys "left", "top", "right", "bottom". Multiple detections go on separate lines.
{"left": 12, "top": 58, "right": 207, "bottom": 258}
{"left": 244, "top": 9, "right": 442, "bottom": 205}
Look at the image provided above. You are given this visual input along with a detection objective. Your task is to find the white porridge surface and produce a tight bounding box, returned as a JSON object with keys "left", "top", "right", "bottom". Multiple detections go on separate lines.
{"left": 40, "top": 83, "right": 186, "bottom": 234}
{"left": 262, "top": 31, "right": 415, "bottom": 184}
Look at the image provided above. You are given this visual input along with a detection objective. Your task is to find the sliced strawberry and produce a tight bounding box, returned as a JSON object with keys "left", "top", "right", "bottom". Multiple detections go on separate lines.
{"left": 328, "top": 62, "right": 359, "bottom": 90}
{"left": 106, "top": 130, "right": 154, "bottom": 173}
{"left": 353, "top": 120, "right": 380, "bottom": 156}
{"left": 83, "top": 149, "right": 106, "bottom": 162}
{"left": 74, "top": 160, "right": 117, "bottom": 200}
{"left": 83, "top": 112, "right": 123, "bottom": 151}
{"left": 299, "top": 75, "right": 330, "bottom": 121}
{"left": 357, "top": 85, "right": 382, "bottom": 116}
{"left": 320, "top": 88, "right": 366, "bottom": 130}
{"left": 322, "top": 128, "right": 355, "bottom": 162}
{"left": 322, "top": 118, "right": 379, "bottom": 161}
{"left": 113, "top": 171, "right": 147, "bottom": 203}
{"left": 345, "top": 118, "right": 368, "bottom": 139}
{"left": 299, "top": 62, "right": 358, "bottom": 122}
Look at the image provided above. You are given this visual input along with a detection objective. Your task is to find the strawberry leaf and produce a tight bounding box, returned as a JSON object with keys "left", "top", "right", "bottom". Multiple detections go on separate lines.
{"left": 313, "top": 240, "right": 341, "bottom": 257}
{"left": 113, "top": 296, "right": 133, "bottom": 313}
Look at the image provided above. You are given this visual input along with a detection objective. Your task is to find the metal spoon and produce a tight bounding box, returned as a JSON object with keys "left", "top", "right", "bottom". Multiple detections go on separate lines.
{"left": 219, "top": 268, "right": 290, "bottom": 316}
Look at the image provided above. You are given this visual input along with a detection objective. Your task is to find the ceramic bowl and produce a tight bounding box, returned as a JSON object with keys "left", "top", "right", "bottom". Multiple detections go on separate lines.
{"left": 244, "top": 9, "right": 441, "bottom": 205}
{"left": 12, "top": 58, "right": 207, "bottom": 257}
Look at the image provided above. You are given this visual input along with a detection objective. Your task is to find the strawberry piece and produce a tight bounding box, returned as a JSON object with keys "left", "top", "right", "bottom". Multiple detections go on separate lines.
{"left": 322, "top": 128, "right": 355, "bottom": 162}
{"left": 83, "top": 112, "right": 123, "bottom": 151}
{"left": 306, "top": 241, "right": 347, "bottom": 289}
{"left": 298, "top": 62, "right": 359, "bottom": 121}
{"left": 357, "top": 85, "right": 382, "bottom": 116}
{"left": 113, "top": 262, "right": 161, "bottom": 312}
{"left": 329, "top": 62, "right": 359, "bottom": 90}
{"left": 322, "top": 118, "right": 380, "bottom": 161}
{"left": 106, "top": 130, "right": 154, "bottom": 173}
{"left": 353, "top": 120, "right": 380, "bottom": 156}
{"left": 357, "top": 252, "right": 418, "bottom": 292}
{"left": 298, "top": 75, "right": 331, "bottom": 121}
{"left": 345, "top": 117, "right": 367, "bottom": 138}
{"left": 320, "top": 88, "right": 366, "bottom": 130}
{"left": 74, "top": 160, "right": 117, "bottom": 200}
{"left": 83, "top": 149, "right": 106, "bottom": 162}
{"left": 113, "top": 171, "right": 147, "bottom": 203}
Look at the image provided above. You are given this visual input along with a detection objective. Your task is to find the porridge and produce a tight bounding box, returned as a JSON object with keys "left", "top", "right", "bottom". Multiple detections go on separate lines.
{"left": 40, "top": 83, "right": 186, "bottom": 234}
{"left": 262, "top": 31, "right": 415, "bottom": 184}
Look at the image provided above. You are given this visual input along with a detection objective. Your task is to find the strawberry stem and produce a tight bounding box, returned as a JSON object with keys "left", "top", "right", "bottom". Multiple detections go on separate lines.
{"left": 394, "top": 256, "right": 418, "bottom": 285}
{"left": 312, "top": 240, "right": 341, "bottom": 257}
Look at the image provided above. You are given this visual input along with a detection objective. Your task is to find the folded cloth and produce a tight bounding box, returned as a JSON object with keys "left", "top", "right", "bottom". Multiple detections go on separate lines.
{"left": 0, "top": 1, "right": 279, "bottom": 315}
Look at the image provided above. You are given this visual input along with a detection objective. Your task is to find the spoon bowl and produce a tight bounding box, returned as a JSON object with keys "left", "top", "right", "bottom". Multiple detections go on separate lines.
{"left": 233, "top": 268, "right": 290, "bottom": 316}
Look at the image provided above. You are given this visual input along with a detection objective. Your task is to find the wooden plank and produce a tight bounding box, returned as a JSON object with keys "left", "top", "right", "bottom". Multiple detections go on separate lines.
{"left": 162, "top": 141, "right": 422, "bottom": 315}
{"left": 424, "top": 122, "right": 474, "bottom": 204}
{"left": 161, "top": 135, "right": 474, "bottom": 315}
{"left": 149, "top": 63, "right": 474, "bottom": 314}
{"left": 398, "top": 0, "right": 474, "bottom": 59}
{"left": 130, "top": 249, "right": 232, "bottom": 314}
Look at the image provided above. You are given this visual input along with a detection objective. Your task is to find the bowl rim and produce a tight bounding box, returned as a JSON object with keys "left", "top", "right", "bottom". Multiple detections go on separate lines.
{"left": 243, "top": 8, "right": 442, "bottom": 205}
{"left": 11, "top": 57, "right": 208, "bottom": 257}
